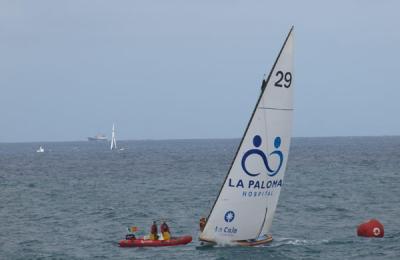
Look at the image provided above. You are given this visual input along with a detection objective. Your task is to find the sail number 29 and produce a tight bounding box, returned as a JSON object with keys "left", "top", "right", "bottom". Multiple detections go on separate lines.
{"left": 274, "top": 71, "right": 292, "bottom": 88}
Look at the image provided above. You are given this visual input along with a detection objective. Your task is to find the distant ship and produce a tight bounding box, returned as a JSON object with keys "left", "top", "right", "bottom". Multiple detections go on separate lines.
{"left": 88, "top": 134, "right": 107, "bottom": 141}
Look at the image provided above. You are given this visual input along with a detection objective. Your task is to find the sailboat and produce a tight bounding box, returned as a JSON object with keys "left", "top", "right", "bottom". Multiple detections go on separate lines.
{"left": 199, "top": 27, "right": 294, "bottom": 246}
{"left": 110, "top": 123, "right": 117, "bottom": 150}
{"left": 36, "top": 146, "right": 44, "bottom": 153}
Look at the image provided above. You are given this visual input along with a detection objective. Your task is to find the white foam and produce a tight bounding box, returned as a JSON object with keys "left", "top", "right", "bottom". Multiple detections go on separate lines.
{"left": 273, "top": 237, "right": 330, "bottom": 246}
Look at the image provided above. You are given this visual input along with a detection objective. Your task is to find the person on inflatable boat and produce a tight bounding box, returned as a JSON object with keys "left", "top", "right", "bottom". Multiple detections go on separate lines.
{"left": 160, "top": 221, "right": 171, "bottom": 240}
{"left": 149, "top": 221, "right": 158, "bottom": 240}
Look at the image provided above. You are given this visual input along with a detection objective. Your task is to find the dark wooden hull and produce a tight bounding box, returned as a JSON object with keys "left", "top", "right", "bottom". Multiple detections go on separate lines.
{"left": 199, "top": 235, "right": 273, "bottom": 247}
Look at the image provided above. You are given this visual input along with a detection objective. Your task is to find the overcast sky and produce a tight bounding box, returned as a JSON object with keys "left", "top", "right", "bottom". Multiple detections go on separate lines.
{"left": 1, "top": 0, "right": 399, "bottom": 142}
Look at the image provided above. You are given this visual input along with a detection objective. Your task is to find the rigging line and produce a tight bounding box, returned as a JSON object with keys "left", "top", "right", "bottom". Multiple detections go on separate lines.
{"left": 256, "top": 208, "right": 268, "bottom": 239}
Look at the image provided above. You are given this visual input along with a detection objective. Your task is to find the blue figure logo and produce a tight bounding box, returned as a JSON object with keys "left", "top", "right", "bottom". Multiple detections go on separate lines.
{"left": 241, "top": 135, "right": 283, "bottom": 177}
{"left": 224, "top": 211, "right": 235, "bottom": 223}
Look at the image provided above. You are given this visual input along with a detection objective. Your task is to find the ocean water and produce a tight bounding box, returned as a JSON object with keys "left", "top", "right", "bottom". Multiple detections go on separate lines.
{"left": 0, "top": 137, "right": 399, "bottom": 259}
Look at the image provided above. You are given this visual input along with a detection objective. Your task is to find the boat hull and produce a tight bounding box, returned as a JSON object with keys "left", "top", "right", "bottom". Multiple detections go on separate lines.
{"left": 119, "top": 236, "right": 192, "bottom": 247}
{"left": 88, "top": 137, "right": 107, "bottom": 141}
{"left": 199, "top": 235, "right": 272, "bottom": 247}
{"left": 235, "top": 235, "right": 273, "bottom": 246}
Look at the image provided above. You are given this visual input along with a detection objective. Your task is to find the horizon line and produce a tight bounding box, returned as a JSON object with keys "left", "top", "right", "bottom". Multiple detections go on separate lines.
{"left": 1, "top": 134, "right": 399, "bottom": 144}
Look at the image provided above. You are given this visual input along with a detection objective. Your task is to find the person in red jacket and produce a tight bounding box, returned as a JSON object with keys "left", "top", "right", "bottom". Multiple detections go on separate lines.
{"left": 149, "top": 221, "right": 158, "bottom": 240}
{"left": 160, "top": 221, "right": 171, "bottom": 240}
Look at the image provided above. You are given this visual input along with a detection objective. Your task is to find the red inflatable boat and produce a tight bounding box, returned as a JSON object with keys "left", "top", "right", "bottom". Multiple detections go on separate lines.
{"left": 119, "top": 236, "right": 192, "bottom": 247}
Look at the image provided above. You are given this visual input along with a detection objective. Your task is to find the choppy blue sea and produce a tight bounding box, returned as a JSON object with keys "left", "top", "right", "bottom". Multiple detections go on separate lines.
{"left": 1, "top": 137, "right": 399, "bottom": 259}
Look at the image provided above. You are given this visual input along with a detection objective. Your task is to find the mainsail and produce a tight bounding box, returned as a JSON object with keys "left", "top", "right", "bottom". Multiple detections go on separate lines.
{"left": 200, "top": 27, "right": 294, "bottom": 243}
{"left": 111, "top": 123, "right": 117, "bottom": 150}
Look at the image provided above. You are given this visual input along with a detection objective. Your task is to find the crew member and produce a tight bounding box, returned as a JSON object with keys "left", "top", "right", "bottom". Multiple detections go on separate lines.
{"left": 150, "top": 221, "right": 158, "bottom": 240}
{"left": 199, "top": 217, "right": 207, "bottom": 232}
{"left": 160, "top": 221, "right": 171, "bottom": 240}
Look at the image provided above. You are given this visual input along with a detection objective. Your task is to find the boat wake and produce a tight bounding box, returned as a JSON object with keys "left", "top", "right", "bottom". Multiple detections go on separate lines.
{"left": 196, "top": 237, "right": 330, "bottom": 250}
{"left": 269, "top": 237, "right": 330, "bottom": 247}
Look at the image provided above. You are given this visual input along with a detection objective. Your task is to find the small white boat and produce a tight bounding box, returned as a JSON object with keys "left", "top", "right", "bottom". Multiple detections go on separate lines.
{"left": 36, "top": 146, "right": 44, "bottom": 153}
{"left": 199, "top": 27, "right": 294, "bottom": 246}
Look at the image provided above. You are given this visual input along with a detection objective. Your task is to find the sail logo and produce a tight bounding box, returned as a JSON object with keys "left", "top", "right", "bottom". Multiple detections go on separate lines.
{"left": 214, "top": 211, "right": 238, "bottom": 236}
{"left": 241, "top": 135, "right": 283, "bottom": 177}
{"left": 224, "top": 211, "right": 235, "bottom": 223}
{"left": 228, "top": 135, "right": 284, "bottom": 197}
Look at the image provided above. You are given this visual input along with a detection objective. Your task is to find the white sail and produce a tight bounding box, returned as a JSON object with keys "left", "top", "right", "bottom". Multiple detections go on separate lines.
{"left": 200, "top": 27, "right": 294, "bottom": 243}
{"left": 110, "top": 123, "right": 117, "bottom": 150}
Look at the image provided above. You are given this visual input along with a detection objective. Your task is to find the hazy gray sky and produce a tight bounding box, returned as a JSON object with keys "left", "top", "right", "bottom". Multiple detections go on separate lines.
{"left": 1, "top": 0, "right": 399, "bottom": 142}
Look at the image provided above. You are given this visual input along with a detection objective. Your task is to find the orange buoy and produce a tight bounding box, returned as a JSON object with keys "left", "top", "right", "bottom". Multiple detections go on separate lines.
{"left": 357, "top": 219, "right": 384, "bottom": 238}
